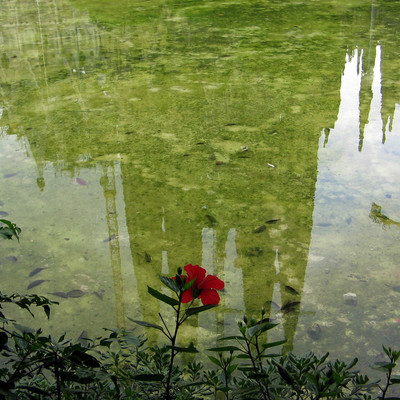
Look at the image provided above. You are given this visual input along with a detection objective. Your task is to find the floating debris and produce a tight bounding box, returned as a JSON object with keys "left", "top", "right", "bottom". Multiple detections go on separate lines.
{"left": 240, "top": 146, "right": 248, "bottom": 152}
{"left": 76, "top": 177, "right": 88, "bottom": 186}
{"left": 267, "top": 163, "right": 275, "bottom": 168}
{"left": 284, "top": 285, "right": 300, "bottom": 295}
{"left": 67, "top": 289, "right": 85, "bottom": 298}
{"left": 253, "top": 225, "right": 266, "bottom": 233}
{"left": 307, "top": 323, "right": 321, "bottom": 340}
{"left": 27, "top": 280, "right": 48, "bottom": 290}
{"left": 48, "top": 292, "right": 68, "bottom": 299}
{"left": 145, "top": 251, "right": 152, "bottom": 263}
{"left": 29, "top": 267, "right": 48, "bottom": 277}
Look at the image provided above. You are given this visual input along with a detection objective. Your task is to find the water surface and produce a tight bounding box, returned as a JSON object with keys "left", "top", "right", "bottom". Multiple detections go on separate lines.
{"left": 1, "top": 0, "right": 400, "bottom": 370}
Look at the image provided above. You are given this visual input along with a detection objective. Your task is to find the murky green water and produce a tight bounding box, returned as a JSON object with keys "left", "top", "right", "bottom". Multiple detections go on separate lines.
{"left": 1, "top": 0, "right": 400, "bottom": 372}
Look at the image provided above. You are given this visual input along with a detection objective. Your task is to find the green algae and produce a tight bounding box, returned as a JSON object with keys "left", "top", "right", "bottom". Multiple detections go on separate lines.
{"left": 0, "top": 0, "right": 400, "bottom": 373}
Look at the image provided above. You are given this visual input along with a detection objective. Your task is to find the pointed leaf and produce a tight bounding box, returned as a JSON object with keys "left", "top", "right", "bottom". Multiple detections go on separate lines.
{"left": 159, "top": 276, "right": 180, "bottom": 292}
{"left": 147, "top": 286, "right": 179, "bottom": 306}
{"left": 247, "top": 322, "right": 278, "bottom": 338}
{"left": 183, "top": 278, "right": 196, "bottom": 291}
{"left": 262, "top": 339, "right": 287, "bottom": 349}
{"left": 185, "top": 304, "right": 217, "bottom": 316}
{"left": 132, "top": 374, "right": 164, "bottom": 382}
{"left": 167, "top": 343, "right": 198, "bottom": 353}
{"left": 208, "top": 355, "right": 222, "bottom": 367}
{"left": 218, "top": 335, "right": 246, "bottom": 342}
{"left": 127, "top": 317, "right": 165, "bottom": 333}
{"left": 207, "top": 346, "right": 241, "bottom": 352}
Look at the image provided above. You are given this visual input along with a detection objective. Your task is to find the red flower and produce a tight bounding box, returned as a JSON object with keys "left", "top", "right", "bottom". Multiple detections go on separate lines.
{"left": 178, "top": 264, "right": 224, "bottom": 305}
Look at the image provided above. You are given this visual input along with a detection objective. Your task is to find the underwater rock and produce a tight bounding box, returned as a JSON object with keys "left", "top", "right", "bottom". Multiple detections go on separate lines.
{"left": 0, "top": 211, "right": 9, "bottom": 217}
{"left": 307, "top": 323, "right": 322, "bottom": 340}
{"left": 7, "top": 255, "right": 17, "bottom": 262}
{"left": 343, "top": 292, "right": 358, "bottom": 305}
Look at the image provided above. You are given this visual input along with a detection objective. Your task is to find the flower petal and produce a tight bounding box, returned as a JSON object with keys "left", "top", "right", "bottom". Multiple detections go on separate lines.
{"left": 181, "top": 289, "right": 194, "bottom": 303}
{"left": 184, "top": 264, "right": 206, "bottom": 282}
{"left": 198, "top": 274, "right": 224, "bottom": 290}
{"left": 199, "top": 289, "right": 220, "bottom": 305}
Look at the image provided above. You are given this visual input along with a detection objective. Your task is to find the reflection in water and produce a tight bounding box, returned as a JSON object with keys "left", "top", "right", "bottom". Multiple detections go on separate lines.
{"left": 301, "top": 45, "right": 400, "bottom": 367}
{"left": 0, "top": 0, "right": 400, "bottom": 365}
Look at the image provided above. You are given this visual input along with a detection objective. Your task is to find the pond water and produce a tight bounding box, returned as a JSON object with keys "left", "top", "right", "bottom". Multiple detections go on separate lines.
{"left": 1, "top": 0, "right": 400, "bottom": 372}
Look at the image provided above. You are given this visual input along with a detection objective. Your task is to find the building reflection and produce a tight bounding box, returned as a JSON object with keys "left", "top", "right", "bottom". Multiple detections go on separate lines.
{"left": 0, "top": 0, "right": 399, "bottom": 352}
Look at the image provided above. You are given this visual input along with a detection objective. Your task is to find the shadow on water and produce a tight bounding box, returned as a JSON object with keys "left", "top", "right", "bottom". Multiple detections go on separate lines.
{"left": 1, "top": 0, "right": 400, "bottom": 365}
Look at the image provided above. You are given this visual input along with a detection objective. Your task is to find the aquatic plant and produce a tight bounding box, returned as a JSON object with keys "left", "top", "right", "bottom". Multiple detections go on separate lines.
{"left": 1, "top": 224, "right": 400, "bottom": 399}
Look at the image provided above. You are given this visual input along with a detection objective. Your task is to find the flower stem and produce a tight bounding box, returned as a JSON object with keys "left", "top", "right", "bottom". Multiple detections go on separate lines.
{"left": 165, "top": 293, "right": 183, "bottom": 400}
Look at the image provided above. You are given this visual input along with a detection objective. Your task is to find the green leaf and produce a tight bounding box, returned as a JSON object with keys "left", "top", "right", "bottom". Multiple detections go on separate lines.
{"left": 371, "top": 362, "right": 396, "bottom": 371}
{"left": 262, "top": 339, "right": 287, "bottom": 349}
{"left": 185, "top": 304, "right": 217, "bottom": 316}
{"left": 218, "top": 335, "right": 246, "bottom": 342}
{"left": 183, "top": 278, "right": 196, "bottom": 291}
{"left": 132, "top": 374, "right": 164, "bottom": 381}
{"left": 0, "top": 332, "right": 8, "bottom": 350}
{"left": 208, "top": 355, "right": 222, "bottom": 367}
{"left": 390, "top": 378, "right": 400, "bottom": 384}
{"left": 167, "top": 343, "right": 198, "bottom": 353}
{"left": 127, "top": 317, "right": 165, "bottom": 333}
{"left": 228, "top": 364, "right": 239, "bottom": 374}
{"left": 159, "top": 276, "right": 180, "bottom": 292}
{"left": 247, "top": 322, "right": 278, "bottom": 338}
{"left": 147, "top": 286, "right": 179, "bottom": 306}
{"left": 207, "top": 346, "right": 241, "bottom": 352}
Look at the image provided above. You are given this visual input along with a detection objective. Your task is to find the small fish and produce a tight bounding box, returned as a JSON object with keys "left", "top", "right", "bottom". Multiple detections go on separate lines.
{"left": 67, "top": 289, "right": 85, "bottom": 298}
{"left": 48, "top": 292, "right": 68, "bottom": 299}
{"left": 284, "top": 285, "right": 300, "bottom": 295}
{"left": 103, "top": 234, "right": 116, "bottom": 242}
{"left": 144, "top": 252, "right": 152, "bottom": 262}
{"left": 265, "top": 219, "right": 279, "bottom": 224}
{"left": 253, "top": 225, "right": 266, "bottom": 233}
{"left": 124, "top": 131, "right": 134, "bottom": 135}
{"left": 76, "top": 177, "right": 88, "bottom": 186}
{"left": 267, "top": 129, "right": 277, "bottom": 135}
{"left": 281, "top": 301, "right": 300, "bottom": 313}
{"left": 215, "top": 161, "right": 225, "bottom": 165}
{"left": 7, "top": 255, "right": 17, "bottom": 262}
{"left": 225, "top": 123, "right": 237, "bottom": 126}
{"left": 206, "top": 214, "right": 217, "bottom": 225}
{"left": 4, "top": 173, "right": 18, "bottom": 178}
{"left": 385, "top": 284, "right": 400, "bottom": 293}
{"left": 316, "top": 222, "right": 332, "bottom": 227}
{"left": 27, "top": 280, "right": 48, "bottom": 290}
{"left": 29, "top": 267, "right": 47, "bottom": 277}
{"left": 0, "top": 211, "right": 9, "bottom": 217}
